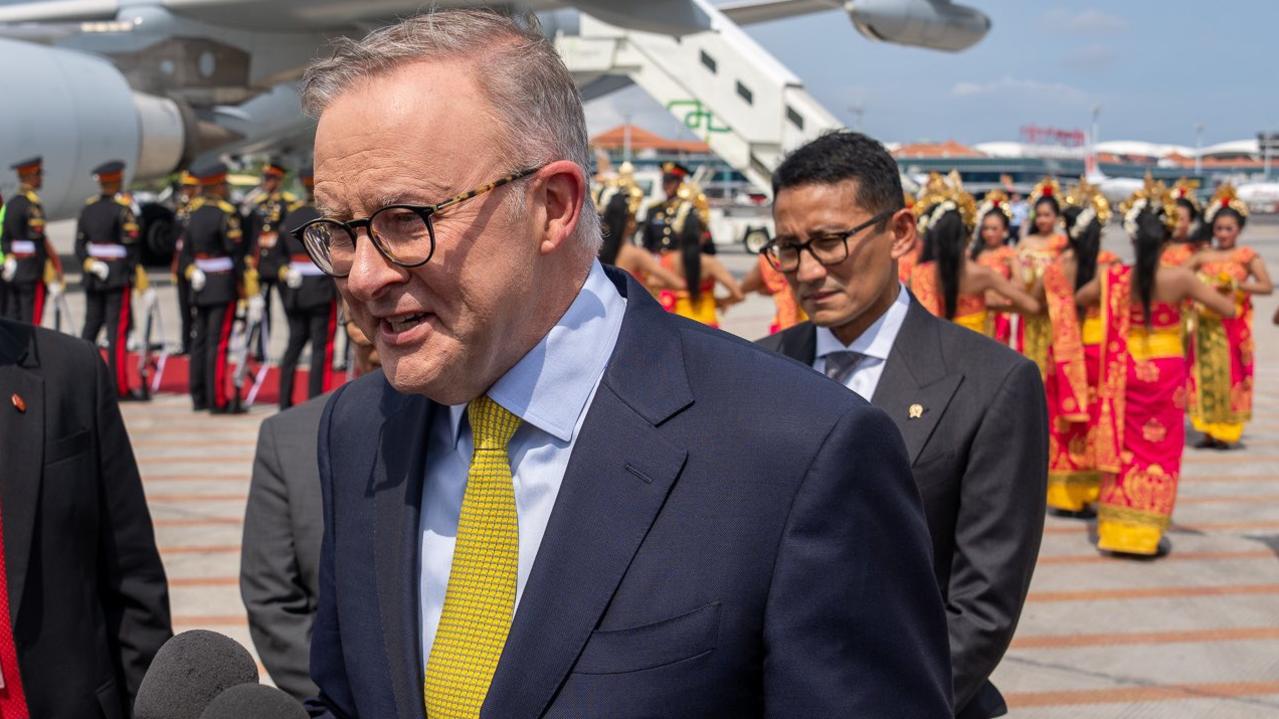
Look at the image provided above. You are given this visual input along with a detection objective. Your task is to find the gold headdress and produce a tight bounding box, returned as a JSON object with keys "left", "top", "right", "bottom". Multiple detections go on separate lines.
{"left": 1169, "top": 177, "right": 1201, "bottom": 213}
{"left": 919, "top": 172, "right": 977, "bottom": 233}
{"left": 1203, "top": 183, "right": 1248, "bottom": 223}
{"left": 1063, "top": 177, "right": 1112, "bottom": 239}
{"left": 913, "top": 172, "right": 949, "bottom": 216}
{"left": 1119, "top": 177, "right": 1175, "bottom": 237}
{"left": 1028, "top": 176, "right": 1061, "bottom": 206}
{"left": 975, "top": 189, "right": 1012, "bottom": 223}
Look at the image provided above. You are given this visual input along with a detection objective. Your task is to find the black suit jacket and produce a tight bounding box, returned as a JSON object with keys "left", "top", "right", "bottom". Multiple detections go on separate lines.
{"left": 758, "top": 296, "right": 1048, "bottom": 719}
{"left": 307, "top": 268, "right": 952, "bottom": 718}
{"left": 0, "top": 318, "right": 172, "bottom": 718}
{"left": 241, "top": 394, "right": 328, "bottom": 701}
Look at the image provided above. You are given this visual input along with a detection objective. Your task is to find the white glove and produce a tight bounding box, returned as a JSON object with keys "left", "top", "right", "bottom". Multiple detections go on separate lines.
{"left": 247, "top": 294, "right": 266, "bottom": 326}
{"left": 47, "top": 281, "right": 64, "bottom": 300}
{"left": 190, "top": 268, "right": 207, "bottom": 292}
{"left": 285, "top": 267, "right": 304, "bottom": 289}
{"left": 139, "top": 287, "right": 157, "bottom": 308}
{"left": 2, "top": 257, "right": 15, "bottom": 282}
{"left": 89, "top": 259, "right": 110, "bottom": 280}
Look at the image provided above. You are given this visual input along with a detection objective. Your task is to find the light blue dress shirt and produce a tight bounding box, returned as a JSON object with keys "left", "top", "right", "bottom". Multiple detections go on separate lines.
{"left": 813, "top": 284, "right": 910, "bottom": 401}
{"left": 418, "top": 260, "right": 627, "bottom": 666}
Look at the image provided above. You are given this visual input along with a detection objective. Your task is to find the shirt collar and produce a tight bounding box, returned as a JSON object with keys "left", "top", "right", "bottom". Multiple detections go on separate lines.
{"left": 447, "top": 260, "right": 627, "bottom": 446}
{"left": 815, "top": 283, "right": 909, "bottom": 361}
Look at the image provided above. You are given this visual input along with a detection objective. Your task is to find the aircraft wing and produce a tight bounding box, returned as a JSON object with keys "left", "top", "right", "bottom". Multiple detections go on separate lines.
{"left": 719, "top": 0, "right": 842, "bottom": 25}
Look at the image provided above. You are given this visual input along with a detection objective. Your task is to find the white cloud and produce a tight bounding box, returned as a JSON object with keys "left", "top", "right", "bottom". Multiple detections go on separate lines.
{"left": 950, "top": 76, "right": 1090, "bottom": 104}
{"left": 1044, "top": 8, "right": 1128, "bottom": 33}
{"left": 1063, "top": 43, "right": 1117, "bottom": 71}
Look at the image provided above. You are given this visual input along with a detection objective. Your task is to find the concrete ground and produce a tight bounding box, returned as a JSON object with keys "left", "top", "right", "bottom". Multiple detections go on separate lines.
{"left": 44, "top": 217, "right": 1279, "bottom": 714}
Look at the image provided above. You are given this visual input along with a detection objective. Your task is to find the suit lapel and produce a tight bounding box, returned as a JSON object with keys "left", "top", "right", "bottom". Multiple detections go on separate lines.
{"left": 778, "top": 321, "right": 817, "bottom": 365}
{"left": 0, "top": 320, "right": 42, "bottom": 624}
{"left": 370, "top": 391, "right": 432, "bottom": 719}
{"left": 872, "top": 298, "right": 963, "bottom": 464}
{"left": 483, "top": 272, "right": 691, "bottom": 719}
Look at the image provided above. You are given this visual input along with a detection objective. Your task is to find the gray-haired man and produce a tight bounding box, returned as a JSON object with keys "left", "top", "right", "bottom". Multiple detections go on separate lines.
{"left": 302, "top": 10, "right": 950, "bottom": 718}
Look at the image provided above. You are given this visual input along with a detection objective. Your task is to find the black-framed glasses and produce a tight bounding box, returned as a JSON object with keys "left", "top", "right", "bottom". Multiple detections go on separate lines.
{"left": 760, "top": 208, "right": 896, "bottom": 272}
{"left": 293, "top": 166, "right": 542, "bottom": 277}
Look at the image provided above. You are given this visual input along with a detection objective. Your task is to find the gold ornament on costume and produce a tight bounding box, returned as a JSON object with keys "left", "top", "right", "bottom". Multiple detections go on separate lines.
{"left": 1170, "top": 177, "right": 1201, "bottom": 212}
{"left": 1203, "top": 183, "right": 1249, "bottom": 224}
{"left": 919, "top": 172, "right": 977, "bottom": 233}
{"left": 976, "top": 189, "right": 1013, "bottom": 224}
{"left": 1119, "top": 177, "right": 1176, "bottom": 238}
{"left": 1028, "top": 176, "right": 1061, "bottom": 207}
{"left": 1064, "top": 177, "right": 1112, "bottom": 240}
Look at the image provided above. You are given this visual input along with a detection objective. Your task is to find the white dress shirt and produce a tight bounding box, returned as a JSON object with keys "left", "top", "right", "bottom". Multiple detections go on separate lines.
{"left": 418, "top": 261, "right": 626, "bottom": 665}
{"left": 813, "top": 285, "right": 910, "bottom": 401}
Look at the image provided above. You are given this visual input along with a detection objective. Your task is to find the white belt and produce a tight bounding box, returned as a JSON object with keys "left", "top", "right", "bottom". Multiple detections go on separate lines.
{"left": 290, "top": 260, "right": 324, "bottom": 276}
{"left": 195, "top": 257, "right": 234, "bottom": 273}
{"left": 9, "top": 240, "right": 35, "bottom": 254}
{"left": 88, "top": 243, "right": 128, "bottom": 259}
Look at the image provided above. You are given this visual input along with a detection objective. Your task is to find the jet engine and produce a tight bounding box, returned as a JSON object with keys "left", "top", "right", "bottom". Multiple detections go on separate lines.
{"left": 846, "top": 0, "right": 990, "bottom": 53}
{"left": 0, "top": 38, "right": 192, "bottom": 221}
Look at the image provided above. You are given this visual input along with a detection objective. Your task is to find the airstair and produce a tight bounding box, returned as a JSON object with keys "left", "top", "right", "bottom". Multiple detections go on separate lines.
{"left": 556, "top": 0, "right": 843, "bottom": 194}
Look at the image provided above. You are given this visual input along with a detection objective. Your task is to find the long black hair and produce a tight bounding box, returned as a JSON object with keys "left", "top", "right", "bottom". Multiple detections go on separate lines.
{"left": 971, "top": 209, "right": 1010, "bottom": 260}
{"left": 1132, "top": 206, "right": 1169, "bottom": 327}
{"left": 598, "top": 191, "right": 629, "bottom": 265}
{"left": 925, "top": 209, "right": 967, "bottom": 320}
{"left": 1062, "top": 206, "right": 1102, "bottom": 298}
{"left": 681, "top": 224, "right": 703, "bottom": 302}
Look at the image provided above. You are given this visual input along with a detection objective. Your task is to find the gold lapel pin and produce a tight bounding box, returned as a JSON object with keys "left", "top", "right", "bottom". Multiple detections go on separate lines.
{"left": 908, "top": 403, "right": 923, "bottom": 420}
{"left": 11, "top": 393, "right": 26, "bottom": 413}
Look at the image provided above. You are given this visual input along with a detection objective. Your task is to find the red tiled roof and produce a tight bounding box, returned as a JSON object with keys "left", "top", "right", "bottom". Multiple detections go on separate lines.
{"left": 590, "top": 124, "right": 711, "bottom": 154}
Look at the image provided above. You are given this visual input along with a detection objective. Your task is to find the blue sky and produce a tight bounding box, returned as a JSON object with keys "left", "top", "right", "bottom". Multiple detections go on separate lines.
{"left": 584, "top": 1, "right": 1278, "bottom": 147}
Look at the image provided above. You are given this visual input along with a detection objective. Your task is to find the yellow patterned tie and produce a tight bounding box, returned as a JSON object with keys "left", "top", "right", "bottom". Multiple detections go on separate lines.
{"left": 424, "top": 395, "right": 522, "bottom": 718}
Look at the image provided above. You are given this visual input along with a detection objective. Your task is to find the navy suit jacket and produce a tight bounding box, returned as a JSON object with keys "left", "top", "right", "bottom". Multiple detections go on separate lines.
{"left": 307, "top": 268, "right": 952, "bottom": 718}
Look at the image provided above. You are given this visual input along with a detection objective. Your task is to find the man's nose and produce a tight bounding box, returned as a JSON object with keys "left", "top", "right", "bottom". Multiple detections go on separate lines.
{"left": 794, "top": 248, "right": 828, "bottom": 284}
{"left": 344, "top": 230, "right": 407, "bottom": 301}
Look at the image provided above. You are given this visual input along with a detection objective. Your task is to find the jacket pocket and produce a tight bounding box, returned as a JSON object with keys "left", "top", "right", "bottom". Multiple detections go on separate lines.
{"left": 573, "top": 602, "right": 720, "bottom": 675}
{"left": 45, "top": 428, "right": 90, "bottom": 466}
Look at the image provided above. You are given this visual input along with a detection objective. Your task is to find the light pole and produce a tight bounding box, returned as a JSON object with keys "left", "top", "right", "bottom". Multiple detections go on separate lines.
{"left": 849, "top": 105, "right": 865, "bottom": 132}
{"left": 1090, "top": 104, "right": 1102, "bottom": 149}
{"left": 1194, "top": 123, "right": 1204, "bottom": 175}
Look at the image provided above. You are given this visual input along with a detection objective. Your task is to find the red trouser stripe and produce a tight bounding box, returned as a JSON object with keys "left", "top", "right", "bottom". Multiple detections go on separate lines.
{"left": 115, "top": 286, "right": 132, "bottom": 397}
{"left": 322, "top": 301, "right": 338, "bottom": 392}
{"left": 212, "top": 303, "right": 235, "bottom": 408}
{"left": 0, "top": 491, "right": 30, "bottom": 717}
{"left": 31, "top": 283, "right": 45, "bottom": 326}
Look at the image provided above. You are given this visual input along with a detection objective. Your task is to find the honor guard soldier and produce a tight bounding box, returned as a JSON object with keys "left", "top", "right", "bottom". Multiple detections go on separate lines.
{"left": 178, "top": 161, "right": 250, "bottom": 413}
{"left": 2, "top": 157, "right": 52, "bottom": 324}
{"left": 640, "top": 161, "right": 704, "bottom": 254}
{"left": 244, "top": 160, "right": 297, "bottom": 359}
{"left": 172, "top": 170, "right": 200, "bottom": 354}
{"left": 274, "top": 166, "right": 338, "bottom": 409}
{"left": 76, "top": 160, "right": 146, "bottom": 400}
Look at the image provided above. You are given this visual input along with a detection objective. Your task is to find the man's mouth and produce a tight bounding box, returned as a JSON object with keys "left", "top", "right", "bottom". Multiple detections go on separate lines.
{"left": 384, "top": 312, "right": 430, "bottom": 333}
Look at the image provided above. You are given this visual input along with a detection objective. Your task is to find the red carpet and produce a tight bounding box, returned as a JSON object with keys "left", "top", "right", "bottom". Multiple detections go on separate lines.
{"left": 115, "top": 350, "right": 349, "bottom": 407}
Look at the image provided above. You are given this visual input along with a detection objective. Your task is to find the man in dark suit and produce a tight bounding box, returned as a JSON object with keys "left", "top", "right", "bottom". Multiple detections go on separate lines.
{"left": 0, "top": 317, "right": 172, "bottom": 718}
{"left": 757, "top": 131, "right": 1048, "bottom": 719}
{"left": 299, "top": 9, "right": 950, "bottom": 718}
{"left": 240, "top": 312, "right": 379, "bottom": 701}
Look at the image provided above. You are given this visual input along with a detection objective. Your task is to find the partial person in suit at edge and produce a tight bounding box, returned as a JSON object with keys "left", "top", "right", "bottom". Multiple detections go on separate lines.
{"left": 757, "top": 130, "right": 1049, "bottom": 719}
{"left": 297, "top": 9, "right": 950, "bottom": 719}
{"left": 240, "top": 307, "right": 379, "bottom": 701}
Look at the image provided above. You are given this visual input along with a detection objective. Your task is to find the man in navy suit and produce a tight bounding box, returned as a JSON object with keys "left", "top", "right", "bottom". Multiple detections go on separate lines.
{"left": 298, "top": 9, "right": 950, "bottom": 718}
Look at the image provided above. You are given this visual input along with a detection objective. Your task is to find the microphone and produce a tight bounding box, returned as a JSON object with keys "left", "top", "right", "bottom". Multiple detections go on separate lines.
{"left": 134, "top": 630, "right": 260, "bottom": 719}
{"left": 199, "top": 683, "right": 308, "bottom": 719}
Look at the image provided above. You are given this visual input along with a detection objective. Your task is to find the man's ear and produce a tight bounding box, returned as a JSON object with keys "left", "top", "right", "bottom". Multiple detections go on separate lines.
{"left": 888, "top": 208, "right": 917, "bottom": 261}
{"left": 536, "top": 160, "right": 587, "bottom": 255}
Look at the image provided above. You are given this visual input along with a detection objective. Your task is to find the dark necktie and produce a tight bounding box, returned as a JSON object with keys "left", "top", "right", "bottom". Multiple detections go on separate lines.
{"left": 824, "top": 350, "right": 865, "bottom": 386}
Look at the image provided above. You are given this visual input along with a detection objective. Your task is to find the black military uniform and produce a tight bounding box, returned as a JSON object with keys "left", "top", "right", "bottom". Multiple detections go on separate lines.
{"left": 76, "top": 160, "right": 144, "bottom": 400}
{"left": 2, "top": 157, "right": 50, "bottom": 324}
{"left": 244, "top": 161, "right": 297, "bottom": 359}
{"left": 273, "top": 168, "right": 337, "bottom": 410}
{"left": 172, "top": 171, "right": 200, "bottom": 354}
{"left": 178, "top": 162, "right": 247, "bottom": 413}
{"left": 640, "top": 161, "right": 705, "bottom": 254}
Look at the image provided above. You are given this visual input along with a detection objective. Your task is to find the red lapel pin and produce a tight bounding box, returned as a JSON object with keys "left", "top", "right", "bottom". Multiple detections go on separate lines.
{"left": 11, "top": 393, "right": 26, "bottom": 413}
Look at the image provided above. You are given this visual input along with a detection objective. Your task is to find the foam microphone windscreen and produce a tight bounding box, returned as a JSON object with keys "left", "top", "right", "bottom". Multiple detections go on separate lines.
{"left": 199, "top": 683, "right": 309, "bottom": 719}
{"left": 134, "top": 629, "right": 260, "bottom": 719}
